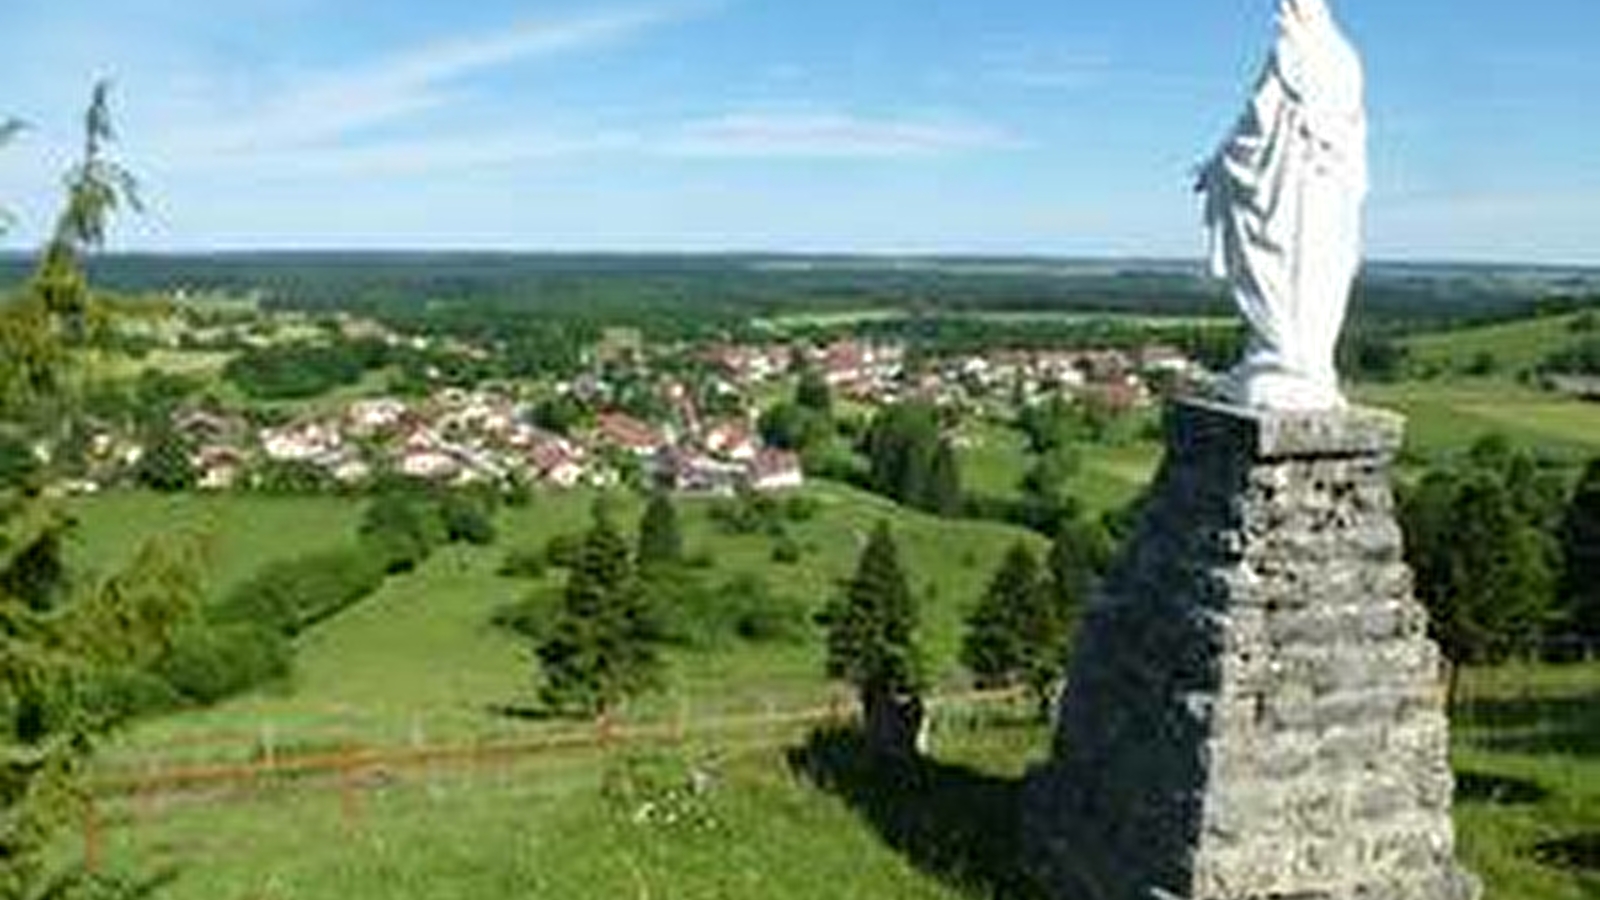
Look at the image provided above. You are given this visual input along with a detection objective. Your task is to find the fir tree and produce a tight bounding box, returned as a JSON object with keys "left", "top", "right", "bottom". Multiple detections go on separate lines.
{"left": 818, "top": 522, "right": 924, "bottom": 753}
{"left": 1561, "top": 459, "right": 1600, "bottom": 640}
{"left": 960, "top": 545, "right": 1037, "bottom": 696}
{"left": 1045, "top": 517, "right": 1113, "bottom": 609}
{"left": 925, "top": 437, "right": 964, "bottom": 518}
{"left": 962, "top": 540, "right": 1085, "bottom": 718}
{"left": 537, "top": 511, "right": 660, "bottom": 717}
{"left": 636, "top": 492, "right": 683, "bottom": 569}
{"left": 3, "top": 82, "right": 182, "bottom": 899}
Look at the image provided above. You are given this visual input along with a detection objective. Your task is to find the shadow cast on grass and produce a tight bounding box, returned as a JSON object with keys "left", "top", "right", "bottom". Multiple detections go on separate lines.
{"left": 1455, "top": 691, "right": 1600, "bottom": 758}
{"left": 1453, "top": 770, "right": 1551, "bottom": 806}
{"left": 1532, "top": 833, "right": 1600, "bottom": 875}
{"left": 786, "top": 726, "right": 1046, "bottom": 900}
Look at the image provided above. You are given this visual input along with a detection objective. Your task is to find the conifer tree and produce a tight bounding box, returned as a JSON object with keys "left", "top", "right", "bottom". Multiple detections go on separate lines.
{"left": 926, "top": 437, "right": 964, "bottom": 518}
{"left": 1045, "top": 517, "right": 1113, "bottom": 610}
{"left": 537, "top": 510, "right": 660, "bottom": 717}
{"left": 962, "top": 542, "right": 1073, "bottom": 717}
{"left": 636, "top": 491, "right": 683, "bottom": 569}
{"left": 1561, "top": 458, "right": 1600, "bottom": 641}
{"left": 4, "top": 82, "right": 187, "bottom": 899}
{"left": 818, "top": 522, "right": 924, "bottom": 753}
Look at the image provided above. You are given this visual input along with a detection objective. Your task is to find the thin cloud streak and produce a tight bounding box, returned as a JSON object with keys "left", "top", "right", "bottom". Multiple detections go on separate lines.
{"left": 160, "top": 3, "right": 710, "bottom": 160}
{"left": 660, "top": 112, "right": 1021, "bottom": 160}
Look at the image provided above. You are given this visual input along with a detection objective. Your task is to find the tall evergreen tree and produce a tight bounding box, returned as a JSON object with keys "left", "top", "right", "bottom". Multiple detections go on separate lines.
{"left": 1561, "top": 458, "right": 1600, "bottom": 640}
{"left": 961, "top": 542, "right": 1070, "bottom": 716}
{"left": 925, "top": 437, "right": 964, "bottom": 518}
{"left": 818, "top": 522, "right": 924, "bottom": 754}
{"left": 636, "top": 492, "right": 684, "bottom": 569}
{"left": 537, "top": 511, "right": 660, "bottom": 717}
{"left": 1045, "top": 517, "right": 1113, "bottom": 609}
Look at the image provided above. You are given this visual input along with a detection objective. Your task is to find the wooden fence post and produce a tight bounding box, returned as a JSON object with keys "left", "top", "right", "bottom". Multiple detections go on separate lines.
{"left": 82, "top": 794, "right": 102, "bottom": 875}
{"left": 339, "top": 744, "right": 361, "bottom": 831}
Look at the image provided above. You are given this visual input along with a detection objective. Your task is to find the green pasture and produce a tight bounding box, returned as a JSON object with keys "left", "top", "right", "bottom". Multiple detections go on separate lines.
{"left": 73, "top": 483, "right": 1043, "bottom": 757}
{"left": 1403, "top": 312, "right": 1592, "bottom": 377}
{"left": 80, "top": 349, "right": 235, "bottom": 383}
{"left": 64, "top": 492, "right": 365, "bottom": 598}
{"left": 1353, "top": 381, "right": 1600, "bottom": 464}
{"left": 81, "top": 663, "right": 1600, "bottom": 900}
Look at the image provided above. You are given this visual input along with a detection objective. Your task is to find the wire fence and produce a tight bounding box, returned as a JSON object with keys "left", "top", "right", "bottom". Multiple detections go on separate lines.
{"left": 79, "top": 687, "right": 1034, "bottom": 873}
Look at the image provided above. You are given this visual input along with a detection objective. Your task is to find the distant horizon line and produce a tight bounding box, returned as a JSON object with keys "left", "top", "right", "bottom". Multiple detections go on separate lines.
{"left": 1, "top": 248, "right": 1597, "bottom": 273}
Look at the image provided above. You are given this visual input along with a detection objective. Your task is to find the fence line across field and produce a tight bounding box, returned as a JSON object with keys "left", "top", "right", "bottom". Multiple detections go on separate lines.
{"left": 91, "top": 687, "right": 1032, "bottom": 799}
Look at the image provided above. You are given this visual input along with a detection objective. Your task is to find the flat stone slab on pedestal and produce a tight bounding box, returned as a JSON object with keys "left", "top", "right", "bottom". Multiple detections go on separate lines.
{"left": 1173, "top": 398, "right": 1404, "bottom": 461}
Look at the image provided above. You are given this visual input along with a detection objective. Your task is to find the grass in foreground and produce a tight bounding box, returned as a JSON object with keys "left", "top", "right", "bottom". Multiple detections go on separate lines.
{"left": 81, "top": 663, "right": 1600, "bottom": 900}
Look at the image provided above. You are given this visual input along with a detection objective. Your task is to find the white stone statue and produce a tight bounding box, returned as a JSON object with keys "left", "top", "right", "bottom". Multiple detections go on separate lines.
{"left": 1198, "top": 0, "right": 1368, "bottom": 411}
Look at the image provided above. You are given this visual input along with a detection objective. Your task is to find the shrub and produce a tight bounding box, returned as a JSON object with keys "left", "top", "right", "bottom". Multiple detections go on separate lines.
{"left": 157, "top": 623, "right": 293, "bottom": 705}
{"left": 440, "top": 492, "right": 497, "bottom": 546}
{"left": 498, "top": 548, "right": 548, "bottom": 580}
{"left": 771, "top": 537, "right": 803, "bottom": 565}
{"left": 784, "top": 495, "right": 821, "bottom": 522}
{"left": 545, "top": 532, "right": 586, "bottom": 569}
{"left": 722, "top": 576, "right": 806, "bottom": 644}
{"left": 490, "top": 588, "right": 561, "bottom": 642}
{"left": 84, "top": 667, "right": 186, "bottom": 721}
{"left": 360, "top": 493, "right": 447, "bottom": 572}
{"left": 215, "top": 547, "right": 385, "bottom": 636}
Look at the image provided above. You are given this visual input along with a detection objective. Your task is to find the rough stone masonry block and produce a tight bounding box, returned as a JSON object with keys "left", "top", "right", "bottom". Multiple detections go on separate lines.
{"left": 1023, "top": 398, "right": 1479, "bottom": 900}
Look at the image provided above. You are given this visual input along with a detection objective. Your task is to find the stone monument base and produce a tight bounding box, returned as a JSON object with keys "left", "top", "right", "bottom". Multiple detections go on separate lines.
{"left": 1023, "top": 399, "right": 1478, "bottom": 900}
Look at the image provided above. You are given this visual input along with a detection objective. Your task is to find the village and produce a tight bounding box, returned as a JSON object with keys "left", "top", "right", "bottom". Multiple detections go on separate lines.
{"left": 62, "top": 309, "right": 1201, "bottom": 499}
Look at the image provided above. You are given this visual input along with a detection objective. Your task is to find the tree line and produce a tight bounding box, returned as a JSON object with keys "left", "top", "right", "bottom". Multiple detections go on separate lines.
{"left": 1402, "top": 434, "right": 1600, "bottom": 684}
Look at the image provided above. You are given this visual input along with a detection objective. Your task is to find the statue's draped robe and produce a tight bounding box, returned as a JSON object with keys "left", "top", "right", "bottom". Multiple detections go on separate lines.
{"left": 1200, "top": 0, "right": 1367, "bottom": 409}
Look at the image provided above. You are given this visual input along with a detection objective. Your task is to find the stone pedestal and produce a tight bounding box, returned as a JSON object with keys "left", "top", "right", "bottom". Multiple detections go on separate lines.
{"left": 1024, "top": 399, "right": 1478, "bottom": 900}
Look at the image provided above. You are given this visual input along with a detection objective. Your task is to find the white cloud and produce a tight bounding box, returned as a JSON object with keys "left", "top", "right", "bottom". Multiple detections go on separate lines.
{"left": 660, "top": 112, "right": 1020, "bottom": 160}
{"left": 159, "top": 3, "right": 707, "bottom": 161}
{"left": 202, "top": 130, "right": 641, "bottom": 179}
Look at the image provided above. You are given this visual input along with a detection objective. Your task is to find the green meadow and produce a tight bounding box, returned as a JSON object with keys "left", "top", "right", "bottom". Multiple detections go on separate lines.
{"left": 74, "top": 482, "right": 1045, "bottom": 761}
{"left": 79, "top": 661, "right": 1600, "bottom": 900}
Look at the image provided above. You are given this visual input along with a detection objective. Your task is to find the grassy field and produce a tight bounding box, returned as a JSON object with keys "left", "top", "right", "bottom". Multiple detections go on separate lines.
{"left": 1451, "top": 663, "right": 1600, "bottom": 900}
{"left": 81, "top": 349, "right": 236, "bottom": 382}
{"left": 1403, "top": 312, "right": 1593, "bottom": 377}
{"left": 79, "top": 662, "right": 1600, "bottom": 900}
{"left": 64, "top": 492, "right": 366, "bottom": 598}
{"left": 1353, "top": 380, "right": 1600, "bottom": 464}
{"left": 72, "top": 483, "right": 1045, "bottom": 757}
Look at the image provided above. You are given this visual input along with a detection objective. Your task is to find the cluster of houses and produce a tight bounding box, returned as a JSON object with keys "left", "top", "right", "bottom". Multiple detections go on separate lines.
{"left": 157, "top": 387, "right": 804, "bottom": 498}
{"left": 59, "top": 319, "right": 1200, "bottom": 498}
{"left": 700, "top": 337, "right": 1194, "bottom": 412}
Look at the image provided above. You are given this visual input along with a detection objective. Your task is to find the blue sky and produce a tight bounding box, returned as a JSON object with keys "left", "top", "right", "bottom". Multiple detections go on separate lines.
{"left": 2, "top": 0, "right": 1598, "bottom": 263}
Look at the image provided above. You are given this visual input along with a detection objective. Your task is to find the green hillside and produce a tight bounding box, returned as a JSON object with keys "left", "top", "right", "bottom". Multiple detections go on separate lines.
{"left": 70, "top": 484, "right": 1045, "bottom": 757}
{"left": 1403, "top": 312, "right": 1593, "bottom": 377}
